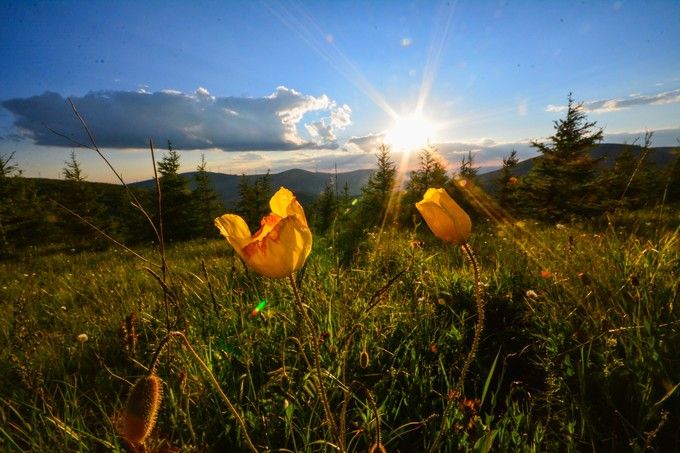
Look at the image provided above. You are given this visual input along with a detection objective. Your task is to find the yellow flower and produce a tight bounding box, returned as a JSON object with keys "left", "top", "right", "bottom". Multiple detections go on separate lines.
{"left": 214, "top": 187, "right": 312, "bottom": 278}
{"left": 415, "top": 188, "right": 471, "bottom": 245}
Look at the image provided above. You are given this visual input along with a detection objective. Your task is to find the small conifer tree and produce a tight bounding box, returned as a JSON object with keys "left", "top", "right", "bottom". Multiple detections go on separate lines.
{"left": 192, "top": 154, "right": 223, "bottom": 237}
{"left": 521, "top": 93, "right": 603, "bottom": 220}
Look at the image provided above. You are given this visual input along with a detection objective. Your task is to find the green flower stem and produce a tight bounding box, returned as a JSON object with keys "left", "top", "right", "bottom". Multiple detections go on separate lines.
{"left": 165, "top": 331, "right": 258, "bottom": 453}
{"left": 289, "top": 275, "right": 342, "bottom": 451}
{"left": 429, "top": 242, "right": 484, "bottom": 453}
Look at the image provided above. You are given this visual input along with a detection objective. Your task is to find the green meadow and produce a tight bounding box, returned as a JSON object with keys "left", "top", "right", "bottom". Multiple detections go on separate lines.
{"left": 2, "top": 211, "right": 678, "bottom": 451}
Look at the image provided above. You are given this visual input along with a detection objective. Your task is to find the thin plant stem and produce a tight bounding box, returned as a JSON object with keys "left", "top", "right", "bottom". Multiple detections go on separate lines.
{"left": 288, "top": 275, "right": 342, "bottom": 451}
{"left": 149, "top": 140, "right": 171, "bottom": 334}
{"left": 151, "top": 331, "right": 258, "bottom": 453}
{"left": 429, "top": 242, "right": 484, "bottom": 453}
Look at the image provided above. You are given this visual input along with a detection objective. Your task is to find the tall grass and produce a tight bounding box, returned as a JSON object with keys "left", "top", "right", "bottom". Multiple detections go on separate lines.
{"left": 1, "top": 215, "right": 678, "bottom": 451}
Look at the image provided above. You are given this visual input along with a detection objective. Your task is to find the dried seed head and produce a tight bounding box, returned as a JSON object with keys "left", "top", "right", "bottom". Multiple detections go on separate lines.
{"left": 119, "top": 374, "right": 163, "bottom": 445}
{"left": 120, "top": 313, "right": 138, "bottom": 357}
{"left": 360, "top": 349, "right": 370, "bottom": 369}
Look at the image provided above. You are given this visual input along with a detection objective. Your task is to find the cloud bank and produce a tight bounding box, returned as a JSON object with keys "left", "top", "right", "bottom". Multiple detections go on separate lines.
{"left": 1, "top": 86, "right": 351, "bottom": 151}
{"left": 546, "top": 89, "right": 680, "bottom": 113}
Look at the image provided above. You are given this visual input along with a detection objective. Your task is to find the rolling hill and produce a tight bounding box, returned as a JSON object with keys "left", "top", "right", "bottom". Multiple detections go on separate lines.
{"left": 132, "top": 168, "right": 373, "bottom": 207}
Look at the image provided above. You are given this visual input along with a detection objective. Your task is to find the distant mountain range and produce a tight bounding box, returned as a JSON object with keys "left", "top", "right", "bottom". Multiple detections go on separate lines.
{"left": 131, "top": 168, "right": 374, "bottom": 207}
{"left": 31, "top": 142, "right": 675, "bottom": 208}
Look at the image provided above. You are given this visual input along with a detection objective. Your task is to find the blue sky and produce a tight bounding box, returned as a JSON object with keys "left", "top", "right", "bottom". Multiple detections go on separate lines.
{"left": 1, "top": 0, "right": 679, "bottom": 182}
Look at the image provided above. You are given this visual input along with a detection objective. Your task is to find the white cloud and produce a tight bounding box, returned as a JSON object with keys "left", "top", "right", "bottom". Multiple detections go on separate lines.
{"left": 1, "top": 86, "right": 352, "bottom": 151}
{"left": 343, "top": 132, "right": 386, "bottom": 153}
{"left": 401, "top": 37, "right": 412, "bottom": 47}
{"left": 546, "top": 104, "right": 567, "bottom": 113}
{"left": 545, "top": 89, "right": 680, "bottom": 114}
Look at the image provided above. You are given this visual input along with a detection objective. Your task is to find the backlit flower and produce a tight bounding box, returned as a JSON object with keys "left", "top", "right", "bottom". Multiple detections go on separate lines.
{"left": 415, "top": 188, "right": 471, "bottom": 245}
{"left": 214, "top": 187, "right": 312, "bottom": 278}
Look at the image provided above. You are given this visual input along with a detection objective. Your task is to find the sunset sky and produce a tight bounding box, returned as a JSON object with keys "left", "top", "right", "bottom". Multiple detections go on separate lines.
{"left": 1, "top": 1, "right": 679, "bottom": 183}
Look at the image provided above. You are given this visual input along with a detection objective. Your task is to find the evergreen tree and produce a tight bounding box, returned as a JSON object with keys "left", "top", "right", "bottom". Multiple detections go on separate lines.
{"left": 359, "top": 144, "right": 397, "bottom": 227}
{"left": 662, "top": 143, "right": 680, "bottom": 204}
{"left": 254, "top": 170, "right": 272, "bottom": 223}
{"left": 601, "top": 133, "right": 660, "bottom": 210}
{"left": 336, "top": 145, "right": 396, "bottom": 264}
{"left": 57, "top": 150, "right": 106, "bottom": 246}
{"left": 62, "top": 150, "right": 86, "bottom": 182}
{"left": 402, "top": 146, "right": 449, "bottom": 225}
{"left": 521, "top": 93, "right": 603, "bottom": 220}
{"left": 235, "top": 171, "right": 272, "bottom": 232}
{"left": 498, "top": 150, "right": 520, "bottom": 208}
{"left": 0, "top": 153, "right": 43, "bottom": 254}
{"left": 447, "top": 149, "right": 482, "bottom": 217}
{"left": 192, "top": 154, "right": 224, "bottom": 237}
{"left": 157, "top": 141, "right": 195, "bottom": 241}
{"left": 0, "top": 152, "right": 21, "bottom": 251}
{"left": 339, "top": 181, "right": 352, "bottom": 212}
{"left": 458, "top": 150, "right": 479, "bottom": 180}
{"left": 313, "top": 179, "right": 338, "bottom": 234}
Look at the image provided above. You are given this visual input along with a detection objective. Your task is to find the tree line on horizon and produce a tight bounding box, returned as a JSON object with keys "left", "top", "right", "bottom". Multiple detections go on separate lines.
{"left": 1, "top": 94, "right": 679, "bottom": 259}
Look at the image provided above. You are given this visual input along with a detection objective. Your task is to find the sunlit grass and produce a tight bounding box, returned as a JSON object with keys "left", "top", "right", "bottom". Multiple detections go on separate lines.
{"left": 1, "top": 215, "right": 678, "bottom": 450}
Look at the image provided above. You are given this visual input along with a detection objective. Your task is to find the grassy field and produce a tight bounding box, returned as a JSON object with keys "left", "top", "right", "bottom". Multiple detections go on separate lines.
{"left": 1, "top": 213, "right": 679, "bottom": 451}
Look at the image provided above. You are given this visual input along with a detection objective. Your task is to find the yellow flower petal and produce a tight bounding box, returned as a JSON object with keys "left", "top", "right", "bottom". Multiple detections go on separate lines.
{"left": 415, "top": 188, "right": 471, "bottom": 244}
{"left": 270, "top": 187, "right": 308, "bottom": 226}
{"left": 242, "top": 216, "right": 312, "bottom": 278}
{"left": 214, "top": 214, "right": 252, "bottom": 250}
{"left": 215, "top": 187, "right": 313, "bottom": 278}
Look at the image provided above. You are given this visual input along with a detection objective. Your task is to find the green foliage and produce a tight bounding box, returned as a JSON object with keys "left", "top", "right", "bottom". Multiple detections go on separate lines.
{"left": 360, "top": 144, "right": 397, "bottom": 227}
{"left": 62, "top": 151, "right": 86, "bottom": 182}
{"left": 312, "top": 179, "right": 339, "bottom": 235}
{"left": 498, "top": 149, "right": 520, "bottom": 208}
{"left": 520, "top": 93, "right": 604, "bottom": 220}
{"left": 447, "top": 149, "right": 482, "bottom": 219}
{"left": 192, "top": 154, "right": 224, "bottom": 237}
{"left": 1, "top": 214, "right": 678, "bottom": 451}
{"left": 235, "top": 171, "right": 272, "bottom": 232}
{"left": 401, "top": 146, "right": 449, "bottom": 225}
{"left": 662, "top": 145, "right": 680, "bottom": 204}
{"left": 335, "top": 145, "right": 396, "bottom": 264}
{"left": 156, "top": 142, "right": 197, "bottom": 241}
{"left": 600, "top": 132, "right": 663, "bottom": 211}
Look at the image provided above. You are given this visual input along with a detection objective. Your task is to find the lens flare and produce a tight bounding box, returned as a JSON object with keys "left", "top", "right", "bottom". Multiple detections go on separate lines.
{"left": 252, "top": 299, "right": 267, "bottom": 317}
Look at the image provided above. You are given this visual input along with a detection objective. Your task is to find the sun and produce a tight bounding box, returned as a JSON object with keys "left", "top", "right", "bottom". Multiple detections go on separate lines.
{"left": 384, "top": 113, "right": 436, "bottom": 151}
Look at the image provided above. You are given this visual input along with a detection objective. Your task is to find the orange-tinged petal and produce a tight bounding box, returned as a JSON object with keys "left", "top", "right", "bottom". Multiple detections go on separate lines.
{"left": 251, "top": 213, "right": 282, "bottom": 242}
{"left": 415, "top": 188, "right": 471, "bottom": 245}
{"left": 215, "top": 187, "right": 313, "bottom": 278}
{"left": 241, "top": 216, "right": 312, "bottom": 278}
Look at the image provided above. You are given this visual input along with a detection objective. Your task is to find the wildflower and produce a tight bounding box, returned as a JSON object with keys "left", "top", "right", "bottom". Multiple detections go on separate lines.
{"left": 415, "top": 188, "right": 471, "bottom": 245}
{"left": 540, "top": 269, "right": 552, "bottom": 279}
{"left": 77, "top": 333, "right": 88, "bottom": 343}
{"left": 525, "top": 290, "right": 538, "bottom": 298}
{"left": 215, "top": 187, "right": 312, "bottom": 278}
